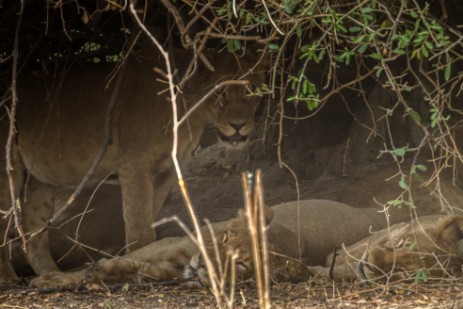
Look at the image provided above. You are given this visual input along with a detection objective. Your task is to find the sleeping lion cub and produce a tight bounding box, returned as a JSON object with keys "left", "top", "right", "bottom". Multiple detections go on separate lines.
{"left": 30, "top": 200, "right": 463, "bottom": 289}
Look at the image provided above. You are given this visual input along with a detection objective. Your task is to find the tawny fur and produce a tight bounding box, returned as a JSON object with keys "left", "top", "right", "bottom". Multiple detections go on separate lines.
{"left": 26, "top": 200, "right": 442, "bottom": 287}
{"left": 310, "top": 215, "right": 463, "bottom": 281}
{"left": 0, "top": 47, "right": 266, "bottom": 285}
{"left": 31, "top": 200, "right": 463, "bottom": 289}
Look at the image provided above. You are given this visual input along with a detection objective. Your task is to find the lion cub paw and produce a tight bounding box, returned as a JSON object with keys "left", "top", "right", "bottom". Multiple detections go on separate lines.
{"left": 29, "top": 270, "right": 85, "bottom": 290}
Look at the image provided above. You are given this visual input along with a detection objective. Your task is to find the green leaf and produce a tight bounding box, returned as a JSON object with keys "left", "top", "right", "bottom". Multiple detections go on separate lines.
{"left": 307, "top": 99, "right": 319, "bottom": 111}
{"left": 421, "top": 46, "right": 429, "bottom": 58}
{"left": 394, "top": 147, "right": 406, "bottom": 157}
{"left": 268, "top": 43, "right": 279, "bottom": 51}
{"left": 375, "top": 66, "right": 383, "bottom": 78}
{"left": 361, "top": 7, "right": 373, "bottom": 14}
{"left": 408, "top": 242, "right": 417, "bottom": 251}
{"left": 445, "top": 63, "right": 452, "bottom": 81}
{"left": 349, "top": 26, "right": 362, "bottom": 33}
{"left": 286, "top": 95, "right": 297, "bottom": 102}
{"left": 415, "top": 164, "right": 427, "bottom": 172}
{"left": 335, "top": 23, "right": 348, "bottom": 33}
{"left": 387, "top": 199, "right": 403, "bottom": 207}
{"left": 357, "top": 44, "right": 368, "bottom": 54}
{"left": 410, "top": 110, "right": 421, "bottom": 124}
{"left": 296, "top": 24, "right": 302, "bottom": 38}
{"left": 318, "top": 49, "right": 326, "bottom": 61}
{"left": 284, "top": 0, "right": 300, "bottom": 14}
{"left": 414, "top": 270, "right": 429, "bottom": 284}
{"left": 352, "top": 35, "right": 366, "bottom": 44}
{"left": 122, "top": 283, "right": 129, "bottom": 291}
{"left": 302, "top": 80, "right": 308, "bottom": 95}
{"left": 392, "top": 48, "right": 405, "bottom": 55}
{"left": 399, "top": 175, "right": 408, "bottom": 189}
{"left": 371, "top": 53, "right": 383, "bottom": 60}
{"left": 226, "top": 39, "right": 242, "bottom": 52}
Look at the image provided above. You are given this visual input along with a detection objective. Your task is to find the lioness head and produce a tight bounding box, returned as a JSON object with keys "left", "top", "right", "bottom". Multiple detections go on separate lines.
{"left": 182, "top": 51, "right": 268, "bottom": 148}
{"left": 327, "top": 215, "right": 463, "bottom": 281}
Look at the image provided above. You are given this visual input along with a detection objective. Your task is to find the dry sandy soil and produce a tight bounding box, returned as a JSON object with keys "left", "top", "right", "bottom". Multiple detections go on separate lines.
{"left": 3, "top": 278, "right": 463, "bottom": 308}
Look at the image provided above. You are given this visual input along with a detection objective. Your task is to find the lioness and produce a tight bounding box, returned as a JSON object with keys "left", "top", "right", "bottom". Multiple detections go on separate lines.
{"left": 0, "top": 47, "right": 267, "bottom": 284}
{"left": 311, "top": 215, "right": 463, "bottom": 282}
{"left": 30, "top": 199, "right": 424, "bottom": 290}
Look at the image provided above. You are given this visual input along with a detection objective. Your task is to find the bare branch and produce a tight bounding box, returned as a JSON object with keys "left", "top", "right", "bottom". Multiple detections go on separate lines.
{"left": 4, "top": 1, "right": 26, "bottom": 251}
{"left": 128, "top": 3, "right": 225, "bottom": 307}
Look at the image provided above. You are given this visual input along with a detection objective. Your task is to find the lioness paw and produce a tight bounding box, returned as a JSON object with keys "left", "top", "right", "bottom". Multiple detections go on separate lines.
{"left": 29, "top": 271, "right": 85, "bottom": 290}
{"left": 86, "top": 258, "right": 140, "bottom": 283}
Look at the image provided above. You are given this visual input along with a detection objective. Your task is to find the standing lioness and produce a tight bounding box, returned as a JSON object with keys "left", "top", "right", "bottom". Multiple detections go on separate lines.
{"left": 0, "top": 47, "right": 267, "bottom": 285}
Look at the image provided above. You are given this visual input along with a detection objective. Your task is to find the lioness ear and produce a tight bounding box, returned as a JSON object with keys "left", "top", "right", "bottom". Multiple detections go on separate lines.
{"left": 264, "top": 206, "right": 274, "bottom": 226}
{"left": 241, "top": 50, "right": 269, "bottom": 86}
{"left": 441, "top": 216, "right": 463, "bottom": 257}
{"left": 237, "top": 207, "right": 273, "bottom": 226}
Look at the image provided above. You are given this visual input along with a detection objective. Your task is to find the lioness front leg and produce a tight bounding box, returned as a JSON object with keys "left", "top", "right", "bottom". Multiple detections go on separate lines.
{"left": 118, "top": 164, "right": 175, "bottom": 251}
{"left": 22, "top": 180, "right": 60, "bottom": 275}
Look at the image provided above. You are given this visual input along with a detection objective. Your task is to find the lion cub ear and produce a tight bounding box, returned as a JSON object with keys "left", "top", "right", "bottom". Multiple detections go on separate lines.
{"left": 220, "top": 230, "right": 230, "bottom": 245}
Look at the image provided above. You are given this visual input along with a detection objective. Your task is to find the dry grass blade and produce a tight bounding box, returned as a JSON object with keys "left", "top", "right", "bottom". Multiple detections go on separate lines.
{"left": 242, "top": 170, "right": 271, "bottom": 309}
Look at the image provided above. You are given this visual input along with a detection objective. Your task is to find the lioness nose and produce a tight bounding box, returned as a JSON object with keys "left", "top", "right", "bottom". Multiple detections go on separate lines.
{"left": 230, "top": 122, "right": 246, "bottom": 131}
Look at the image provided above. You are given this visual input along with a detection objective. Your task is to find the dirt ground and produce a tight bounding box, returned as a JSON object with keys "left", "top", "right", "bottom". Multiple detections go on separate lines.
{"left": 3, "top": 278, "right": 463, "bottom": 308}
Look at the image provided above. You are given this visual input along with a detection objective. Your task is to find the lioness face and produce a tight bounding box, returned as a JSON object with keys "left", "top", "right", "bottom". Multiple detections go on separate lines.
{"left": 185, "top": 53, "right": 267, "bottom": 149}
{"left": 211, "top": 85, "right": 261, "bottom": 147}
{"left": 351, "top": 216, "right": 463, "bottom": 281}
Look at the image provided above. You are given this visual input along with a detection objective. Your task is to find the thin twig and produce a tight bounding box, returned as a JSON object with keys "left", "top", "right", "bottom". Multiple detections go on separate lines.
{"left": 128, "top": 3, "right": 224, "bottom": 307}
{"left": 4, "top": 1, "right": 26, "bottom": 251}
{"left": 159, "top": 0, "right": 213, "bottom": 70}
